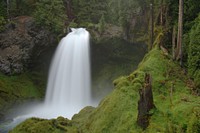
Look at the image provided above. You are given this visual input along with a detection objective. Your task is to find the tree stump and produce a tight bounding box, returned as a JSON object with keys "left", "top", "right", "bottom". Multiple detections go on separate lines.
{"left": 137, "top": 73, "right": 155, "bottom": 129}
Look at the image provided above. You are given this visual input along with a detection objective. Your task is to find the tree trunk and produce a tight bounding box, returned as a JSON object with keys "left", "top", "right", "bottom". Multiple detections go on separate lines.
{"left": 176, "top": 0, "right": 184, "bottom": 66}
{"left": 172, "top": 25, "right": 176, "bottom": 60}
{"left": 64, "top": 0, "right": 75, "bottom": 21}
{"left": 160, "top": 0, "right": 163, "bottom": 26}
{"left": 150, "top": 0, "right": 154, "bottom": 50}
{"left": 137, "top": 73, "right": 155, "bottom": 129}
{"left": 6, "top": 0, "right": 9, "bottom": 20}
{"left": 16, "top": 0, "right": 20, "bottom": 11}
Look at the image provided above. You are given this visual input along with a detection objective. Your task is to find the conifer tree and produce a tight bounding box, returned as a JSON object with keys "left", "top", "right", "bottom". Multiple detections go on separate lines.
{"left": 188, "top": 14, "right": 200, "bottom": 89}
{"left": 33, "top": 0, "right": 67, "bottom": 33}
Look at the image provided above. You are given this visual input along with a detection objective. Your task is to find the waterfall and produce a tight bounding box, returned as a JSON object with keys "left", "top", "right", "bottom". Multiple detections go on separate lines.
{"left": 6, "top": 28, "right": 92, "bottom": 123}
{"left": 43, "top": 28, "right": 91, "bottom": 118}
{"left": 0, "top": 28, "right": 92, "bottom": 132}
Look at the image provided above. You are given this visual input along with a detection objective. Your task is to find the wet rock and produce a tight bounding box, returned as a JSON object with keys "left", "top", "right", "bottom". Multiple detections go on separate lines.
{"left": 0, "top": 16, "right": 57, "bottom": 75}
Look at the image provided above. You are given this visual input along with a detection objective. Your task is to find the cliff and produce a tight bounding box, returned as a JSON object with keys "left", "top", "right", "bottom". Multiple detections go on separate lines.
{"left": 0, "top": 16, "right": 57, "bottom": 75}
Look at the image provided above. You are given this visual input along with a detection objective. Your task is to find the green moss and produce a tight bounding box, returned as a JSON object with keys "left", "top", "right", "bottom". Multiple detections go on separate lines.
{"left": 9, "top": 116, "right": 79, "bottom": 133}
{"left": 83, "top": 48, "right": 200, "bottom": 133}
{"left": 186, "top": 107, "right": 200, "bottom": 133}
{"left": 0, "top": 72, "right": 44, "bottom": 112}
{"left": 11, "top": 47, "right": 200, "bottom": 133}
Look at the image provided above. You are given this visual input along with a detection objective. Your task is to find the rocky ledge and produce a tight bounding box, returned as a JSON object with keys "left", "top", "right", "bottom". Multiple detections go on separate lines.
{"left": 0, "top": 16, "right": 57, "bottom": 75}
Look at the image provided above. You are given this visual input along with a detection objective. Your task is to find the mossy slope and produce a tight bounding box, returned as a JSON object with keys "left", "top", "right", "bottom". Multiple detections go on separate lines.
{"left": 0, "top": 72, "right": 45, "bottom": 116}
{"left": 10, "top": 47, "right": 200, "bottom": 133}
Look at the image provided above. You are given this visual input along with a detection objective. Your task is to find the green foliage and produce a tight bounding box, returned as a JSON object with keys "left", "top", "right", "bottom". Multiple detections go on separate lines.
{"left": 33, "top": 0, "right": 67, "bottom": 33}
{"left": 107, "top": 0, "right": 140, "bottom": 24}
{"left": 72, "top": 0, "right": 107, "bottom": 24}
{"left": 0, "top": 1, "right": 6, "bottom": 18}
{"left": 0, "top": 1, "right": 7, "bottom": 32}
{"left": 0, "top": 16, "right": 6, "bottom": 32}
{"left": 184, "top": 0, "right": 200, "bottom": 32}
{"left": 71, "top": 0, "right": 143, "bottom": 37}
{"left": 98, "top": 14, "right": 105, "bottom": 34}
{"left": 188, "top": 14, "right": 200, "bottom": 89}
{"left": 152, "top": 0, "right": 200, "bottom": 73}
{"left": 68, "top": 21, "right": 78, "bottom": 28}
{"left": 7, "top": 0, "right": 37, "bottom": 17}
{"left": 107, "top": 0, "right": 140, "bottom": 38}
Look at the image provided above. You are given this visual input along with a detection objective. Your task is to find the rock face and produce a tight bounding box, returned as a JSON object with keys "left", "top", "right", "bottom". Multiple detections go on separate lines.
{"left": 0, "top": 16, "right": 57, "bottom": 74}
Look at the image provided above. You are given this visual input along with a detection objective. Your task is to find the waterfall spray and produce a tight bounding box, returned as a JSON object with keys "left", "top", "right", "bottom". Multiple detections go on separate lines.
{"left": 2, "top": 28, "right": 92, "bottom": 131}
{"left": 44, "top": 28, "right": 91, "bottom": 118}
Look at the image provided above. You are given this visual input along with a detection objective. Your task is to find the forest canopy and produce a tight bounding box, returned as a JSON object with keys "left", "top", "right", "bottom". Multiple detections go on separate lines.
{"left": 0, "top": 0, "right": 200, "bottom": 88}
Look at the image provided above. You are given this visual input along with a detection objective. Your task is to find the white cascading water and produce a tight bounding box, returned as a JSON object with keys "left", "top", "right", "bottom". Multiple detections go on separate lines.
{"left": 43, "top": 28, "right": 91, "bottom": 118}
{"left": 2, "top": 28, "right": 92, "bottom": 131}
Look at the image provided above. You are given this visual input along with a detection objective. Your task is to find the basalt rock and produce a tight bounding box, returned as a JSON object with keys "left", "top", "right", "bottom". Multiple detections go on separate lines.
{"left": 0, "top": 16, "right": 57, "bottom": 75}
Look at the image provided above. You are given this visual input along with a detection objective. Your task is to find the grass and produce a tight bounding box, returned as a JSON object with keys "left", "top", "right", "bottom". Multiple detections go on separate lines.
{"left": 10, "top": 47, "right": 200, "bottom": 133}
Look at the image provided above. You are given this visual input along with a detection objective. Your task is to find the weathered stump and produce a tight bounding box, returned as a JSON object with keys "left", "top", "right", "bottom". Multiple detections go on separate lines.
{"left": 137, "top": 73, "right": 155, "bottom": 129}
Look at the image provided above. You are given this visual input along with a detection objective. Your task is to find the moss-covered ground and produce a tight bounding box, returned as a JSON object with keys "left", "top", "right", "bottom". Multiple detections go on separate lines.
{"left": 0, "top": 72, "right": 45, "bottom": 119}
{"left": 10, "top": 47, "right": 200, "bottom": 133}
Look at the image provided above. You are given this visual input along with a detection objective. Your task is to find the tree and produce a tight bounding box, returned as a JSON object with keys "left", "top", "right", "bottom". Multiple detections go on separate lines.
{"left": 98, "top": 14, "right": 105, "bottom": 35}
{"left": 71, "top": 0, "right": 107, "bottom": 25}
{"left": 5, "top": 0, "right": 37, "bottom": 18}
{"left": 63, "top": 0, "right": 74, "bottom": 21}
{"left": 0, "top": 1, "right": 6, "bottom": 18}
{"left": 150, "top": 0, "right": 154, "bottom": 50}
{"left": 184, "top": 0, "right": 200, "bottom": 32}
{"left": 33, "top": 0, "right": 67, "bottom": 33}
{"left": 137, "top": 73, "right": 155, "bottom": 129}
{"left": 176, "top": 0, "right": 184, "bottom": 66}
{"left": 188, "top": 14, "right": 200, "bottom": 90}
{"left": 107, "top": 0, "right": 140, "bottom": 39}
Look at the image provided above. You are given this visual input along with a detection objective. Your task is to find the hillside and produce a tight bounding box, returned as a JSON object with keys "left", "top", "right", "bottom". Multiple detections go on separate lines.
{"left": 10, "top": 46, "right": 200, "bottom": 133}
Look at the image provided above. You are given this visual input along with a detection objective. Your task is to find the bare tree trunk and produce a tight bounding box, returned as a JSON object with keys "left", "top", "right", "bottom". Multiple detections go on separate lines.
{"left": 176, "top": 0, "right": 184, "bottom": 66}
{"left": 64, "top": 0, "right": 75, "bottom": 21}
{"left": 137, "top": 73, "right": 155, "bottom": 129}
{"left": 6, "top": 0, "right": 9, "bottom": 20}
{"left": 16, "top": 0, "right": 20, "bottom": 11}
{"left": 172, "top": 25, "right": 176, "bottom": 60}
{"left": 150, "top": 0, "right": 154, "bottom": 50}
{"left": 160, "top": 0, "right": 163, "bottom": 26}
